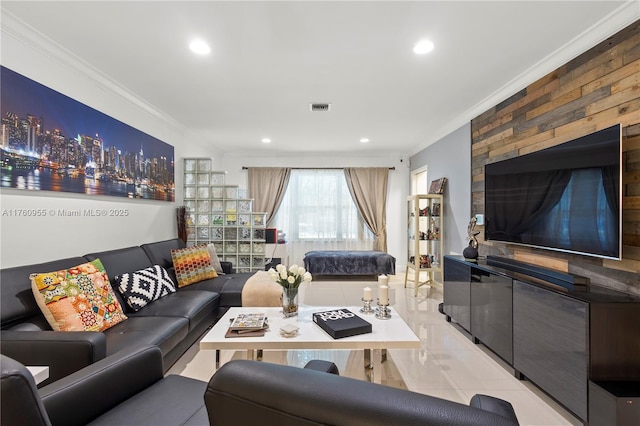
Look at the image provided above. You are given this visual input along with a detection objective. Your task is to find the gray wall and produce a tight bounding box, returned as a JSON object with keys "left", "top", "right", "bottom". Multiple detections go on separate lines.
{"left": 410, "top": 123, "right": 471, "bottom": 256}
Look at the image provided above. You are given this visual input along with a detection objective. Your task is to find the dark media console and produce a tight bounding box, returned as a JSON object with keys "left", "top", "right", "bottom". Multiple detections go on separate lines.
{"left": 485, "top": 255, "right": 590, "bottom": 291}
{"left": 443, "top": 255, "right": 640, "bottom": 424}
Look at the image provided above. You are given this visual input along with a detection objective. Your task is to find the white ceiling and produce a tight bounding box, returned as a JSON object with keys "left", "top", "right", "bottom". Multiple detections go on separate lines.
{"left": 1, "top": 1, "right": 638, "bottom": 157}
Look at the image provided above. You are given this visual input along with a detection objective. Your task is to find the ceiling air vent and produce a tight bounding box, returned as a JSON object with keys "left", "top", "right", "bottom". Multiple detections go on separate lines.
{"left": 310, "top": 103, "right": 331, "bottom": 112}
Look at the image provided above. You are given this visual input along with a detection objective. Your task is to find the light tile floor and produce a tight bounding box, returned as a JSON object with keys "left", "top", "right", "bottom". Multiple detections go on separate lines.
{"left": 169, "top": 275, "right": 582, "bottom": 426}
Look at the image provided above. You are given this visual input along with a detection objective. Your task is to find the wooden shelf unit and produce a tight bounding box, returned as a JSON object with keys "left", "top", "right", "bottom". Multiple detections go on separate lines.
{"left": 405, "top": 194, "right": 443, "bottom": 296}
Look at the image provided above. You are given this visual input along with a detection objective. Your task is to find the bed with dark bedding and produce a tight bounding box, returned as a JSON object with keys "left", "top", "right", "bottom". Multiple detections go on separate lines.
{"left": 303, "top": 250, "right": 396, "bottom": 277}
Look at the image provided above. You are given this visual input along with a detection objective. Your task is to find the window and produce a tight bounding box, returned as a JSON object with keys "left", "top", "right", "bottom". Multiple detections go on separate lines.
{"left": 272, "top": 169, "right": 373, "bottom": 264}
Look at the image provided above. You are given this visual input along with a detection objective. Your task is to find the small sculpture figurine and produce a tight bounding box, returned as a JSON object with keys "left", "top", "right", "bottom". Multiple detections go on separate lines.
{"left": 463, "top": 217, "right": 480, "bottom": 260}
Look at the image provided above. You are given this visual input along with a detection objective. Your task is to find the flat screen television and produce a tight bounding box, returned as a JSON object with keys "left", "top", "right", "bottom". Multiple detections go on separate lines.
{"left": 484, "top": 124, "right": 622, "bottom": 260}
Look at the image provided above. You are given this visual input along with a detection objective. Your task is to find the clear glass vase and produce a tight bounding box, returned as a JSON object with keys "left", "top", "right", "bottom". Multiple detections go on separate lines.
{"left": 282, "top": 287, "right": 299, "bottom": 318}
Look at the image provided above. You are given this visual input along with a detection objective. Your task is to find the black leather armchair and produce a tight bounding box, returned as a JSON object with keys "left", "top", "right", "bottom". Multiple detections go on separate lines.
{"left": 206, "top": 360, "right": 520, "bottom": 426}
{"left": 1, "top": 345, "right": 208, "bottom": 426}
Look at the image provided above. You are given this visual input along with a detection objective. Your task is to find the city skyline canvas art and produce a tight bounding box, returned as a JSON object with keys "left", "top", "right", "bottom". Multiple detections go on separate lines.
{"left": 1, "top": 66, "right": 175, "bottom": 201}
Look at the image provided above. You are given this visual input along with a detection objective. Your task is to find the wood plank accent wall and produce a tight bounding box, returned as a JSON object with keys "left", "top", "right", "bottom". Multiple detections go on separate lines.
{"left": 471, "top": 20, "right": 640, "bottom": 296}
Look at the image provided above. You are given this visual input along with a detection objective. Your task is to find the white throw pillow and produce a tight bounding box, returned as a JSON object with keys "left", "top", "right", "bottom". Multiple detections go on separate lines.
{"left": 206, "top": 243, "right": 225, "bottom": 274}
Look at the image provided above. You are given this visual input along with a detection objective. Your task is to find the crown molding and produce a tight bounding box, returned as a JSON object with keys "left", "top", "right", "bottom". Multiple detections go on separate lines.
{"left": 410, "top": 0, "right": 640, "bottom": 156}
{"left": 0, "top": 9, "right": 186, "bottom": 134}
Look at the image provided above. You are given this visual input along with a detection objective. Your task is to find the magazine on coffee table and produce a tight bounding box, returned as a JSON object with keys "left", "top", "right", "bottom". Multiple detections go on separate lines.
{"left": 229, "top": 313, "right": 267, "bottom": 331}
{"left": 225, "top": 327, "right": 267, "bottom": 338}
{"left": 226, "top": 313, "right": 268, "bottom": 338}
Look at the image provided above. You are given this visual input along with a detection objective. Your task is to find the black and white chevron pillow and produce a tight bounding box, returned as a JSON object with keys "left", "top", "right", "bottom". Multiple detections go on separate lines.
{"left": 116, "top": 265, "right": 177, "bottom": 311}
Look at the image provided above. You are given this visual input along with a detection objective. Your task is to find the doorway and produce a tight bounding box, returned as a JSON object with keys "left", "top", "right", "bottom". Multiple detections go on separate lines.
{"left": 412, "top": 167, "right": 428, "bottom": 195}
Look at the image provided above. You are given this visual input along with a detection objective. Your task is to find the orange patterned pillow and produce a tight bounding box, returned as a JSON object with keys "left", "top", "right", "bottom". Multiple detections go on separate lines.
{"left": 30, "top": 259, "right": 128, "bottom": 332}
{"left": 171, "top": 244, "right": 218, "bottom": 287}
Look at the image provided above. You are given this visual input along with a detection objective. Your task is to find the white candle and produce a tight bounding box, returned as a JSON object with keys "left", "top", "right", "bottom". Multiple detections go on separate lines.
{"left": 378, "top": 274, "right": 389, "bottom": 286}
{"left": 379, "top": 285, "right": 389, "bottom": 305}
{"left": 363, "top": 287, "right": 372, "bottom": 301}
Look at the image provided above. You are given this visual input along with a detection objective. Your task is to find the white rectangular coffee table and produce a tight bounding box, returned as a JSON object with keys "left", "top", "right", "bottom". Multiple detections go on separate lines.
{"left": 200, "top": 305, "right": 420, "bottom": 384}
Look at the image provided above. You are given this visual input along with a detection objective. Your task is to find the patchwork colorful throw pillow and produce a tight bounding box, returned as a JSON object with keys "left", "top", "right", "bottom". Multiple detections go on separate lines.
{"left": 116, "top": 265, "right": 177, "bottom": 311}
{"left": 30, "top": 259, "right": 128, "bottom": 332}
{"left": 171, "top": 244, "right": 218, "bottom": 287}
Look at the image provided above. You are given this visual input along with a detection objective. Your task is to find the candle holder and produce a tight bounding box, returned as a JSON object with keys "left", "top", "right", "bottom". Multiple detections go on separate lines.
{"left": 360, "top": 298, "right": 375, "bottom": 314}
{"left": 375, "top": 301, "right": 392, "bottom": 320}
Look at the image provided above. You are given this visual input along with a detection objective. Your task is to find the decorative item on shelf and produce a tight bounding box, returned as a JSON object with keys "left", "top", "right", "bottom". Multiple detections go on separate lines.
{"left": 463, "top": 216, "right": 480, "bottom": 260}
{"left": 268, "top": 264, "right": 312, "bottom": 317}
{"left": 428, "top": 177, "right": 447, "bottom": 194}
{"left": 430, "top": 218, "right": 439, "bottom": 238}
{"left": 419, "top": 206, "right": 430, "bottom": 216}
{"left": 409, "top": 255, "right": 431, "bottom": 268}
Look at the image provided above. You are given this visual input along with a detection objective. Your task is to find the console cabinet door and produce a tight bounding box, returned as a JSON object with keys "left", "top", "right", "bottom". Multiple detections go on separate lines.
{"left": 443, "top": 257, "right": 471, "bottom": 332}
{"left": 513, "top": 280, "right": 588, "bottom": 420}
{"left": 470, "top": 267, "right": 513, "bottom": 364}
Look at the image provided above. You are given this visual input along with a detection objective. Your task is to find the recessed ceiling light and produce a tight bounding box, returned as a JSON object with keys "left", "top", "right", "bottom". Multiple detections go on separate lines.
{"left": 189, "top": 39, "right": 211, "bottom": 55}
{"left": 360, "top": 138, "right": 370, "bottom": 143}
{"left": 413, "top": 39, "right": 434, "bottom": 55}
{"left": 261, "top": 138, "right": 271, "bottom": 144}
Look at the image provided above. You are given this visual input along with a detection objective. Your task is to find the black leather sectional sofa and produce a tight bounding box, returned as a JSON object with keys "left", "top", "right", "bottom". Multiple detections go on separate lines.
{"left": 0, "top": 238, "right": 254, "bottom": 385}
{"left": 0, "top": 237, "right": 521, "bottom": 425}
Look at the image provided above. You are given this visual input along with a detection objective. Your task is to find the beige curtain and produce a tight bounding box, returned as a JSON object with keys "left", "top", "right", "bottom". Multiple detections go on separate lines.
{"left": 344, "top": 167, "right": 389, "bottom": 252}
{"left": 247, "top": 167, "right": 291, "bottom": 225}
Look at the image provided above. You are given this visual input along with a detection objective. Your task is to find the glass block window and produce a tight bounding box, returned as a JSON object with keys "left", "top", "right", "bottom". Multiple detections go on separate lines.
{"left": 184, "top": 186, "right": 196, "bottom": 199}
{"left": 197, "top": 159, "right": 212, "bottom": 172}
{"left": 224, "top": 227, "right": 238, "bottom": 240}
{"left": 211, "top": 186, "right": 224, "bottom": 199}
{"left": 211, "top": 200, "right": 224, "bottom": 212}
{"left": 238, "top": 200, "right": 252, "bottom": 213}
{"left": 211, "top": 228, "right": 224, "bottom": 240}
{"left": 197, "top": 173, "right": 210, "bottom": 185}
{"left": 197, "top": 200, "right": 210, "bottom": 212}
{"left": 197, "top": 186, "right": 210, "bottom": 199}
